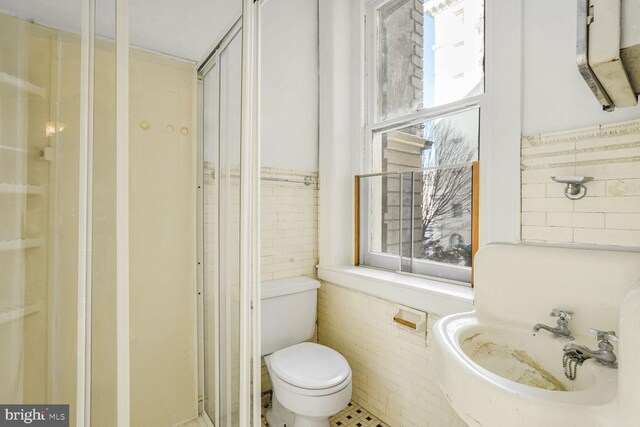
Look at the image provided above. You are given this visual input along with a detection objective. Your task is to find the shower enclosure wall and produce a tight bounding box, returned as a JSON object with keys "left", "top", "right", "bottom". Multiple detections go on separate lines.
{"left": 0, "top": 0, "right": 261, "bottom": 425}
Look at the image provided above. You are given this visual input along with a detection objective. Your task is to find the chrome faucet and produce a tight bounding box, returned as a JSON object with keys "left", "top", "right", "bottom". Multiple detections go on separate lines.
{"left": 563, "top": 329, "right": 618, "bottom": 368}
{"left": 533, "top": 308, "right": 574, "bottom": 340}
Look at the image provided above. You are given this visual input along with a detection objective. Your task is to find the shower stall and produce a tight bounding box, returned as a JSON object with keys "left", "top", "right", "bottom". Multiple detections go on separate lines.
{"left": 0, "top": 0, "right": 262, "bottom": 425}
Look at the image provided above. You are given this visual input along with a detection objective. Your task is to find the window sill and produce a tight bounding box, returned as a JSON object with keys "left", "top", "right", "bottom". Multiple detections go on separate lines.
{"left": 316, "top": 265, "right": 474, "bottom": 317}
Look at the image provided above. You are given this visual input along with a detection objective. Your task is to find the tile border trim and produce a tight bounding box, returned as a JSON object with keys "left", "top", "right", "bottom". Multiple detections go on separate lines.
{"left": 522, "top": 118, "right": 640, "bottom": 147}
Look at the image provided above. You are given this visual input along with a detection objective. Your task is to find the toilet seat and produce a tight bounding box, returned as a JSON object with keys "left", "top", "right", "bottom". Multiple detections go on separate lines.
{"left": 268, "top": 342, "right": 351, "bottom": 396}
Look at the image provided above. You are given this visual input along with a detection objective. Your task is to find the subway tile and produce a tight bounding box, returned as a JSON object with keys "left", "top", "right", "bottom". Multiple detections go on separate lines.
{"left": 574, "top": 228, "right": 640, "bottom": 247}
{"left": 573, "top": 197, "right": 640, "bottom": 213}
{"left": 522, "top": 153, "right": 576, "bottom": 168}
{"left": 521, "top": 225, "right": 574, "bottom": 242}
{"left": 522, "top": 197, "right": 574, "bottom": 212}
{"left": 547, "top": 212, "right": 573, "bottom": 227}
{"left": 521, "top": 166, "right": 576, "bottom": 184}
{"left": 573, "top": 213, "right": 605, "bottom": 229}
{"left": 545, "top": 182, "right": 568, "bottom": 198}
{"left": 605, "top": 213, "right": 640, "bottom": 230}
{"left": 576, "top": 146, "right": 640, "bottom": 163}
{"left": 521, "top": 141, "right": 575, "bottom": 157}
{"left": 606, "top": 179, "right": 640, "bottom": 196}
{"left": 522, "top": 183, "right": 546, "bottom": 198}
{"left": 575, "top": 161, "right": 640, "bottom": 180}
{"left": 583, "top": 180, "right": 607, "bottom": 197}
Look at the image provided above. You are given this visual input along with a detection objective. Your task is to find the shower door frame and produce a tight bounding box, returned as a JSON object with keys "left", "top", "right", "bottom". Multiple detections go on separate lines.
{"left": 196, "top": 16, "right": 258, "bottom": 427}
{"left": 80, "top": 0, "right": 131, "bottom": 424}
{"left": 77, "top": 0, "right": 132, "bottom": 425}
{"left": 196, "top": 25, "right": 227, "bottom": 425}
{"left": 196, "top": 0, "right": 262, "bottom": 423}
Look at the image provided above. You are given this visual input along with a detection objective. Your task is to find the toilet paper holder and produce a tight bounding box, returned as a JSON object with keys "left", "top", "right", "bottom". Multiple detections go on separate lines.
{"left": 393, "top": 305, "right": 427, "bottom": 334}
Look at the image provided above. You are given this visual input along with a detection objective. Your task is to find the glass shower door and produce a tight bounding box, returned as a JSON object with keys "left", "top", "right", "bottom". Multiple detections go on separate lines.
{"left": 201, "top": 23, "right": 243, "bottom": 427}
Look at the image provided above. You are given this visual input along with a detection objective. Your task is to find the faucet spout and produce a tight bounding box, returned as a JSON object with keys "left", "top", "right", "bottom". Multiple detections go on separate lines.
{"left": 532, "top": 309, "right": 574, "bottom": 340}
{"left": 532, "top": 322, "right": 574, "bottom": 340}
{"left": 533, "top": 323, "right": 553, "bottom": 333}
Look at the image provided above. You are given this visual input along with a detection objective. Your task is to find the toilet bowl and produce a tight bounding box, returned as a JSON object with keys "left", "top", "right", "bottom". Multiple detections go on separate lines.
{"left": 261, "top": 277, "right": 352, "bottom": 427}
{"left": 265, "top": 343, "right": 352, "bottom": 427}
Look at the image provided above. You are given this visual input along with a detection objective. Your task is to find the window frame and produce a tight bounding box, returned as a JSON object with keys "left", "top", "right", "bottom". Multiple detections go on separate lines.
{"left": 361, "top": 0, "right": 486, "bottom": 285}
{"left": 358, "top": 162, "right": 479, "bottom": 284}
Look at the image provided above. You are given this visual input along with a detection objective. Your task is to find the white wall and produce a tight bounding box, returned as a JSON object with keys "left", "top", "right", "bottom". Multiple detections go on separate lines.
{"left": 260, "top": 0, "right": 319, "bottom": 172}
{"left": 622, "top": 0, "right": 640, "bottom": 48}
{"left": 523, "top": 0, "right": 640, "bottom": 135}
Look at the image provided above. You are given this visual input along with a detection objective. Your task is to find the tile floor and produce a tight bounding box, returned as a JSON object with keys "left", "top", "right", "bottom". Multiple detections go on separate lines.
{"left": 261, "top": 400, "right": 389, "bottom": 427}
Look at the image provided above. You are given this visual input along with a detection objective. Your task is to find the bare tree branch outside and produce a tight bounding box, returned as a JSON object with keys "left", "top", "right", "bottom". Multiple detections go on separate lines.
{"left": 418, "top": 119, "right": 476, "bottom": 266}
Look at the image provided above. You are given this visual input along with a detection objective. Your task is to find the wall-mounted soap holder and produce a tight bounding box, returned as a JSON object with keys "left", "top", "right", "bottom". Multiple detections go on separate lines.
{"left": 551, "top": 176, "right": 593, "bottom": 200}
{"left": 393, "top": 305, "right": 427, "bottom": 334}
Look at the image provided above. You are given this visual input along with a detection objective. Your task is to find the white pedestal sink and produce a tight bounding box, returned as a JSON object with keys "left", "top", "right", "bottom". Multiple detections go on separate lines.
{"left": 433, "top": 314, "right": 617, "bottom": 426}
{"left": 432, "top": 244, "right": 640, "bottom": 427}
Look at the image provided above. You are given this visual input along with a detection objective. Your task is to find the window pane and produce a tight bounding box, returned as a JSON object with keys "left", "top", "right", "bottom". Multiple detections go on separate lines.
{"left": 412, "top": 166, "right": 473, "bottom": 282}
{"left": 377, "top": 0, "right": 484, "bottom": 121}
{"left": 372, "top": 107, "right": 479, "bottom": 173}
{"left": 360, "top": 165, "right": 475, "bottom": 283}
{"left": 359, "top": 166, "right": 475, "bottom": 284}
{"left": 360, "top": 175, "right": 401, "bottom": 270}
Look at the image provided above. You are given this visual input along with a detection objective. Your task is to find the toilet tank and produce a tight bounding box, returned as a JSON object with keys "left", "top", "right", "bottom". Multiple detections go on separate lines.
{"left": 261, "top": 276, "right": 320, "bottom": 356}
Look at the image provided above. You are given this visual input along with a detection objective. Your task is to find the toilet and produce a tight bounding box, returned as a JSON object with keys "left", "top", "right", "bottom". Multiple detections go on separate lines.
{"left": 262, "top": 276, "right": 352, "bottom": 427}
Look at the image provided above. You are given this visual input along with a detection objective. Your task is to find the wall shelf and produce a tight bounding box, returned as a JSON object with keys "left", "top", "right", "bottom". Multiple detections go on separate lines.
{"left": 0, "top": 302, "right": 43, "bottom": 326}
{"left": 0, "top": 237, "right": 44, "bottom": 252}
{"left": 0, "top": 145, "right": 28, "bottom": 154}
{"left": 0, "top": 183, "right": 44, "bottom": 195}
{"left": 0, "top": 71, "right": 46, "bottom": 98}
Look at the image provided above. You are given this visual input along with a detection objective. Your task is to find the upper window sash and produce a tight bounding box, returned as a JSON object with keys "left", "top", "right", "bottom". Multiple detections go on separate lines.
{"left": 365, "top": 0, "right": 485, "bottom": 126}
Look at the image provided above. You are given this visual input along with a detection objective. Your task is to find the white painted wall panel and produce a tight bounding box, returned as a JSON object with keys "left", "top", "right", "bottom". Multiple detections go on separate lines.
{"left": 523, "top": 0, "right": 640, "bottom": 135}
{"left": 260, "top": 0, "right": 319, "bottom": 172}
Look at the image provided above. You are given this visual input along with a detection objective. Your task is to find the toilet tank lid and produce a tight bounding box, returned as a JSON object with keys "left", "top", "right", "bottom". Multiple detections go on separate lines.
{"left": 262, "top": 276, "right": 320, "bottom": 299}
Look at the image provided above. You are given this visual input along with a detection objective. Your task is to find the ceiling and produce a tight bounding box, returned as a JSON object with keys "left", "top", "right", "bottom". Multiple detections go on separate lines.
{"left": 0, "top": 0, "right": 241, "bottom": 63}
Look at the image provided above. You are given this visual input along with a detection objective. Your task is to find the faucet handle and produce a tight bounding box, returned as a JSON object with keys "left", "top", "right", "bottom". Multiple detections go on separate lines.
{"left": 550, "top": 309, "right": 573, "bottom": 320}
{"left": 588, "top": 329, "right": 618, "bottom": 343}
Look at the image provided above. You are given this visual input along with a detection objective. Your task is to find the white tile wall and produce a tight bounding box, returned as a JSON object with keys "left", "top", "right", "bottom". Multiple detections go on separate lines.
{"left": 317, "top": 282, "right": 467, "bottom": 427}
{"left": 261, "top": 168, "right": 319, "bottom": 282}
{"left": 260, "top": 167, "right": 319, "bottom": 393}
{"left": 521, "top": 119, "right": 640, "bottom": 247}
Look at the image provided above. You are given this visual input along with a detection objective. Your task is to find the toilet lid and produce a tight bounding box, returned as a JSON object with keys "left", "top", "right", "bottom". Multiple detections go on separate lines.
{"left": 269, "top": 342, "right": 351, "bottom": 390}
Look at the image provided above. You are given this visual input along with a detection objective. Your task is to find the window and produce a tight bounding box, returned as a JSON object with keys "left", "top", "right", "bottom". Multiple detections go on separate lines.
{"left": 359, "top": 0, "right": 484, "bottom": 284}
{"left": 453, "top": 203, "right": 462, "bottom": 218}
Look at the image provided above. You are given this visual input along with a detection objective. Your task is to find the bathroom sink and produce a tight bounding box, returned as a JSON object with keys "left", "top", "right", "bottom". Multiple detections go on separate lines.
{"left": 432, "top": 313, "right": 617, "bottom": 427}
{"left": 460, "top": 324, "right": 596, "bottom": 392}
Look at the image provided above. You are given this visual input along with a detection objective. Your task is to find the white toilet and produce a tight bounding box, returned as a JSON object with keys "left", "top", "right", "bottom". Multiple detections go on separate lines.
{"left": 262, "top": 276, "right": 352, "bottom": 427}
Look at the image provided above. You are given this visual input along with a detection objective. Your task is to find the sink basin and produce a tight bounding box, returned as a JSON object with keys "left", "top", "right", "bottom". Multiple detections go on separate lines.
{"left": 460, "top": 325, "right": 596, "bottom": 392}
{"left": 433, "top": 313, "right": 617, "bottom": 427}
